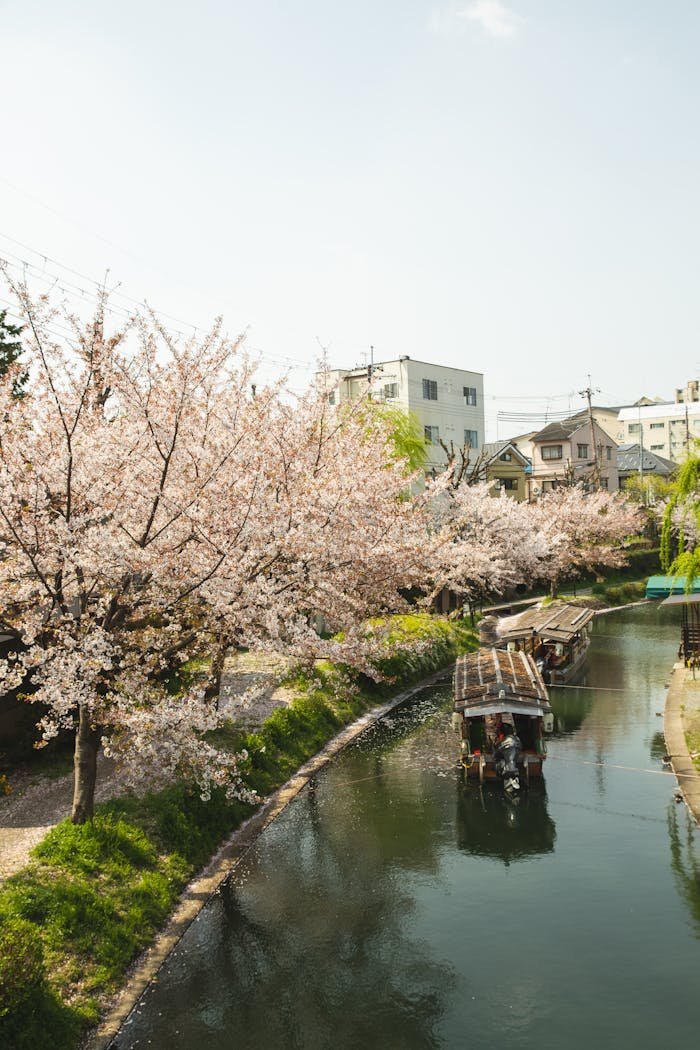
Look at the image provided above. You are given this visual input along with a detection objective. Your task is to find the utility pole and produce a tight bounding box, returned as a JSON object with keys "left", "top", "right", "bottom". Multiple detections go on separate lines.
{"left": 579, "top": 376, "right": 601, "bottom": 490}
{"left": 638, "top": 405, "right": 644, "bottom": 503}
{"left": 685, "top": 401, "right": 690, "bottom": 456}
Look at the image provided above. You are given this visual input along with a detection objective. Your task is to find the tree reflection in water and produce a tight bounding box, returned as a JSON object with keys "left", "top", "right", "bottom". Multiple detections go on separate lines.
{"left": 667, "top": 802, "right": 700, "bottom": 938}
{"left": 116, "top": 774, "right": 458, "bottom": 1050}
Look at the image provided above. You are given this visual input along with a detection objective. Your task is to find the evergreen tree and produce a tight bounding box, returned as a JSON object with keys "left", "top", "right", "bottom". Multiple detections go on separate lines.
{"left": 0, "top": 309, "right": 26, "bottom": 396}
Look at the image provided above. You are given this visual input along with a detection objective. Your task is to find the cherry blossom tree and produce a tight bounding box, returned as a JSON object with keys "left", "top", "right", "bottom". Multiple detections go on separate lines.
{"left": 530, "top": 484, "right": 643, "bottom": 597}
{"left": 431, "top": 480, "right": 551, "bottom": 607}
{"left": 0, "top": 274, "right": 433, "bottom": 822}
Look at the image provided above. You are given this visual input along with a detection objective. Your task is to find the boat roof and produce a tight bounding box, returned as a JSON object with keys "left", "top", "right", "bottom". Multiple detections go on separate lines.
{"left": 453, "top": 648, "right": 551, "bottom": 717}
{"left": 496, "top": 601, "right": 594, "bottom": 643}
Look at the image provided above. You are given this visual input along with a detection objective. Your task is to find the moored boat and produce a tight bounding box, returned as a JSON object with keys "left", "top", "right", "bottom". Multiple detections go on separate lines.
{"left": 492, "top": 601, "right": 594, "bottom": 684}
{"left": 453, "top": 647, "right": 553, "bottom": 792}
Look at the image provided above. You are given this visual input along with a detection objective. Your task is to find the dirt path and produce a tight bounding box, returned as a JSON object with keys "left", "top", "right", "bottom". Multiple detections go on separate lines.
{"left": 0, "top": 755, "right": 121, "bottom": 881}
{"left": 0, "top": 649, "right": 293, "bottom": 883}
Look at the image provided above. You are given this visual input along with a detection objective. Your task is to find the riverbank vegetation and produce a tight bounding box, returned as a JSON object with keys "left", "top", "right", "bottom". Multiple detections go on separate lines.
{"left": 0, "top": 614, "right": 476, "bottom": 1050}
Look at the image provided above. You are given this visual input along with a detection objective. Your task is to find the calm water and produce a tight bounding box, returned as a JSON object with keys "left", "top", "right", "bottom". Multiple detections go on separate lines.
{"left": 114, "top": 605, "right": 700, "bottom": 1050}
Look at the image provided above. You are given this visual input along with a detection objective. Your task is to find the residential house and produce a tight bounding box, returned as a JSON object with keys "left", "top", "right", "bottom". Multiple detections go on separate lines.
{"left": 482, "top": 440, "right": 532, "bottom": 502}
{"left": 530, "top": 417, "right": 618, "bottom": 493}
{"left": 616, "top": 444, "right": 676, "bottom": 486}
{"left": 319, "top": 357, "right": 485, "bottom": 472}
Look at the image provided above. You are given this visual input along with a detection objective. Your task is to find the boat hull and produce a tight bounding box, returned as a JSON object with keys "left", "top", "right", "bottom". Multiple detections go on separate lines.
{"left": 461, "top": 751, "right": 545, "bottom": 783}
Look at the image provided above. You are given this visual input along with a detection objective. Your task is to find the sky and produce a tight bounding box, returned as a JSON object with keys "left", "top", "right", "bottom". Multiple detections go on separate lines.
{"left": 2, "top": 0, "right": 700, "bottom": 439}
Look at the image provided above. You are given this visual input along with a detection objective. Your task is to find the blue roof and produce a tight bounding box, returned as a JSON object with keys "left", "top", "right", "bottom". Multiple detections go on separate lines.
{"left": 646, "top": 575, "right": 700, "bottom": 598}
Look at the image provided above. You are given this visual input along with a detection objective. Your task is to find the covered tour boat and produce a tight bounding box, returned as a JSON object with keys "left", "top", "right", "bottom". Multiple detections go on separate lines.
{"left": 492, "top": 601, "right": 594, "bottom": 685}
{"left": 453, "top": 648, "right": 553, "bottom": 792}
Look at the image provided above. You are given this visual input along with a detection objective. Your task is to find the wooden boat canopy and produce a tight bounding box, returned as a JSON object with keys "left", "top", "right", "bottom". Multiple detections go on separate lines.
{"left": 496, "top": 601, "right": 594, "bottom": 645}
{"left": 454, "top": 648, "right": 551, "bottom": 718}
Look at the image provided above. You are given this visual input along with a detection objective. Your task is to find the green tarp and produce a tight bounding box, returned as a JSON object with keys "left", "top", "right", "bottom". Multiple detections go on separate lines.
{"left": 645, "top": 575, "right": 700, "bottom": 598}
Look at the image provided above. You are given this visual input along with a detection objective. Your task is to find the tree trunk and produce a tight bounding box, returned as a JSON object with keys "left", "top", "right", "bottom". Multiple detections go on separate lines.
{"left": 204, "top": 642, "right": 227, "bottom": 707}
{"left": 550, "top": 579, "right": 557, "bottom": 599}
{"left": 71, "top": 704, "right": 101, "bottom": 824}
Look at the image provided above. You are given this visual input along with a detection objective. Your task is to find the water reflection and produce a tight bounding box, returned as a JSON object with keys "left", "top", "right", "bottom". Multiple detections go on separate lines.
{"left": 456, "top": 782, "right": 556, "bottom": 863}
{"left": 115, "top": 768, "right": 459, "bottom": 1050}
{"left": 114, "top": 605, "right": 700, "bottom": 1050}
{"left": 667, "top": 803, "right": 700, "bottom": 939}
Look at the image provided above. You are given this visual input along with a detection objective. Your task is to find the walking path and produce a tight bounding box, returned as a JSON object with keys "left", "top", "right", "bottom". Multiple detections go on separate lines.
{"left": 0, "top": 650, "right": 294, "bottom": 883}
{"left": 664, "top": 661, "right": 700, "bottom": 823}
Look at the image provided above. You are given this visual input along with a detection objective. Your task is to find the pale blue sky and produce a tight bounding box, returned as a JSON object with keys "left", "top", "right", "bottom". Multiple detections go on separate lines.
{"left": 2, "top": 1, "right": 699, "bottom": 437}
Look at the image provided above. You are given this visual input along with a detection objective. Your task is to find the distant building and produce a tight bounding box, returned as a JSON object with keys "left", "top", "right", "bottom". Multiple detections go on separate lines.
{"left": 530, "top": 417, "right": 618, "bottom": 493}
{"left": 482, "top": 441, "right": 532, "bottom": 502}
{"left": 319, "top": 357, "right": 484, "bottom": 471}
{"left": 616, "top": 401, "right": 700, "bottom": 463}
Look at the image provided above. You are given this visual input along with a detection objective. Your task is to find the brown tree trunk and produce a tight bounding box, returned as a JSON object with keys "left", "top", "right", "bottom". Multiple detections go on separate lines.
{"left": 550, "top": 579, "right": 557, "bottom": 599}
{"left": 71, "top": 704, "right": 101, "bottom": 824}
{"left": 204, "top": 642, "right": 227, "bottom": 707}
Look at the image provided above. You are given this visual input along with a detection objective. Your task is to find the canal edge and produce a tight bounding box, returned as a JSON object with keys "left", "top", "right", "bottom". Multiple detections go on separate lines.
{"left": 85, "top": 667, "right": 452, "bottom": 1050}
{"left": 664, "top": 661, "right": 700, "bottom": 825}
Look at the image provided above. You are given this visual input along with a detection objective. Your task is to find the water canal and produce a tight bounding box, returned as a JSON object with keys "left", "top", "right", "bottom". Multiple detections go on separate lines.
{"left": 114, "top": 605, "right": 700, "bottom": 1050}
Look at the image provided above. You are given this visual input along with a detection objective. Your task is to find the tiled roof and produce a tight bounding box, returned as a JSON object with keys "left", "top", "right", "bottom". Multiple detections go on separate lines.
{"left": 532, "top": 419, "right": 581, "bottom": 442}
{"left": 616, "top": 443, "right": 675, "bottom": 475}
{"left": 482, "top": 440, "right": 530, "bottom": 465}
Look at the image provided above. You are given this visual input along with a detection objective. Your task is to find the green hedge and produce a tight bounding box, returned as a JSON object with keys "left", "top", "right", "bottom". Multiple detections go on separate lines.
{"left": 0, "top": 613, "right": 477, "bottom": 1050}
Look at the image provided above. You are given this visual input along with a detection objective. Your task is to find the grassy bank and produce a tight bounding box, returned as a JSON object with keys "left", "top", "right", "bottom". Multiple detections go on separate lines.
{"left": 590, "top": 578, "right": 648, "bottom": 606}
{"left": 0, "top": 614, "right": 476, "bottom": 1050}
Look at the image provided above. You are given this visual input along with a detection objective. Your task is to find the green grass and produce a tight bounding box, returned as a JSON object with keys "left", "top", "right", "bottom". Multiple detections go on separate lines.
{"left": 686, "top": 724, "right": 700, "bottom": 774}
{"left": 0, "top": 613, "right": 477, "bottom": 1050}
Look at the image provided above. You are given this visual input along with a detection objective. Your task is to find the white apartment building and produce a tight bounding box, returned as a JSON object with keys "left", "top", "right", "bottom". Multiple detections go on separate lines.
{"left": 321, "top": 356, "right": 484, "bottom": 470}
{"left": 617, "top": 402, "right": 700, "bottom": 463}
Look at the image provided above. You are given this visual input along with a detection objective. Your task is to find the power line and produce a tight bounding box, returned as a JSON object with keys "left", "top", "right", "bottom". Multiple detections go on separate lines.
{"left": 0, "top": 239, "right": 316, "bottom": 375}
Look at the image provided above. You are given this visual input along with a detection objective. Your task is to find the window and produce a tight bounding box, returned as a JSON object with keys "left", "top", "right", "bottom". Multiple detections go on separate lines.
{"left": 577, "top": 443, "right": 589, "bottom": 459}
{"left": 628, "top": 423, "right": 640, "bottom": 434}
{"left": 422, "top": 378, "right": 438, "bottom": 400}
{"left": 499, "top": 451, "right": 512, "bottom": 462}
{"left": 651, "top": 444, "right": 664, "bottom": 450}
{"left": 327, "top": 391, "right": 336, "bottom": 405}
{"left": 464, "top": 429, "right": 478, "bottom": 449}
{"left": 497, "top": 477, "right": 518, "bottom": 491}
{"left": 424, "top": 425, "right": 439, "bottom": 444}
{"left": 600, "top": 477, "right": 609, "bottom": 489}
{"left": 384, "top": 382, "right": 398, "bottom": 399}
{"left": 463, "top": 386, "right": 477, "bottom": 406}
{"left": 541, "top": 445, "right": 563, "bottom": 460}
{"left": 606, "top": 446, "right": 612, "bottom": 461}
{"left": 650, "top": 422, "right": 664, "bottom": 429}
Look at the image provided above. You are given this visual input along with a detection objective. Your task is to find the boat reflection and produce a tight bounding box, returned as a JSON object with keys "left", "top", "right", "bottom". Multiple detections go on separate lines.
{"left": 456, "top": 781, "right": 556, "bottom": 863}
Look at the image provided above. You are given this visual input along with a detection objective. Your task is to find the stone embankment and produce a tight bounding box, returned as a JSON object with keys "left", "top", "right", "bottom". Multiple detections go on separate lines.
{"left": 664, "top": 661, "right": 700, "bottom": 824}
